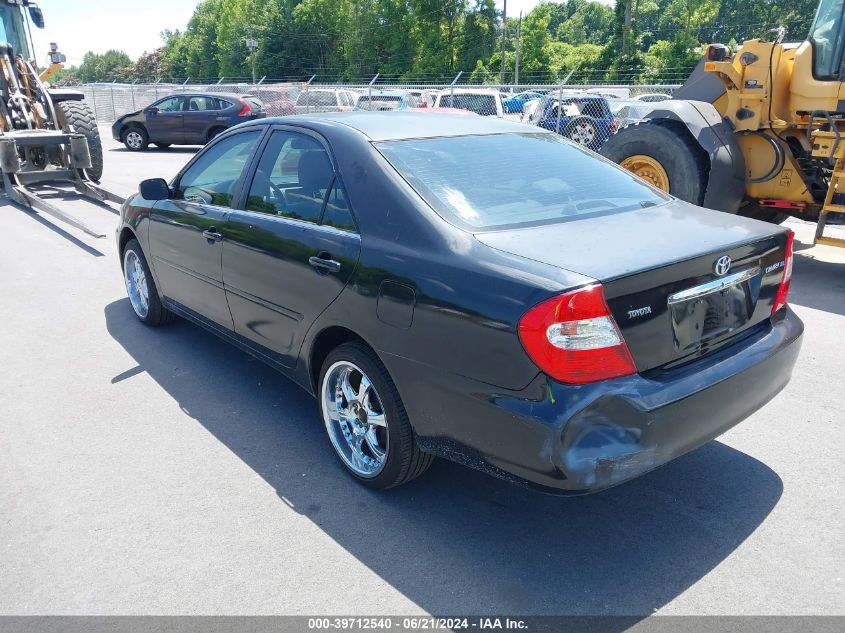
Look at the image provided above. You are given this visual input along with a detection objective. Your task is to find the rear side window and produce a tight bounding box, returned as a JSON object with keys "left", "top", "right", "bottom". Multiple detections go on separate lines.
{"left": 321, "top": 180, "right": 356, "bottom": 232}
{"left": 245, "top": 130, "right": 333, "bottom": 223}
{"left": 175, "top": 130, "right": 261, "bottom": 207}
{"left": 376, "top": 133, "right": 668, "bottom": 231}
{"left": 187, "top": 96, "right": 217, "bottom": 111}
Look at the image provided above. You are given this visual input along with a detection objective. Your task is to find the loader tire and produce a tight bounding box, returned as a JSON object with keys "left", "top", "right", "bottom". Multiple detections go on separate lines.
{"left": 737, "top": 201, "right": 789, "bottom": 224}
{"left": 55, "top": 100, "right": 104, "bottom": 182}
{"left": 600, "top": 120, "right": 709, "bottom": 206}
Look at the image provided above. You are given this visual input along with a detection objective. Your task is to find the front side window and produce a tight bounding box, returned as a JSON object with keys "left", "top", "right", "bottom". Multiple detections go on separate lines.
{"left": 155, "top": 97, "right": 184, "bottom": 112}
{"left": 810, "top": 0, "right": 845, "bottom": 79}
{"left": 245, "top": 130, "right": 334, "bottom": 223}
{"left": 376, "top": 133, "right": 668, "bottom": 231}
{"left": 176, "top": 130, "right": 261, "bottom": 207}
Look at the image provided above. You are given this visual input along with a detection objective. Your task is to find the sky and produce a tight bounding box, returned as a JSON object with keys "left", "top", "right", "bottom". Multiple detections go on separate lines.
{"left": 29, "top": 0, "right": 612, "bottom": 66}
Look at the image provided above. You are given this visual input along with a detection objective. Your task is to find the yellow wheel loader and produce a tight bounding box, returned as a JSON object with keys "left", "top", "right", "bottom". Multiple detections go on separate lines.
{"left": 601, "top": 0, "right": 845, "bottom": 247}
{"left": 0, "top": 1, "right": 123, "bottom": 238}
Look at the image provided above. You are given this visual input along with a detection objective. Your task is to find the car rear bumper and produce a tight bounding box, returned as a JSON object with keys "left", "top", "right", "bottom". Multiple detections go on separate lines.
{"left": 387, "top": 307, "right": 803, "bottom": 494}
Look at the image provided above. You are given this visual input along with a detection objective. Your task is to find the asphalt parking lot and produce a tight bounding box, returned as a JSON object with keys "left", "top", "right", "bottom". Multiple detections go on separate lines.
{"left": 1, "top": 126, "right": 843, "bottom": 617}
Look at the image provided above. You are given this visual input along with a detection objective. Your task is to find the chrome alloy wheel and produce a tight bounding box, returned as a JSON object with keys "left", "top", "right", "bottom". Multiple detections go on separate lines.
{"left": 569, "top": 123, "right": 596, "bottom": 145}
{"left": 123, "top": 249, "right": 149, "bottom": 319}
{"left": 321, "top": 361, "right": 388, "bottom": 477}
{"left": 125, "top": 130, "right": 144, "bottom": 149}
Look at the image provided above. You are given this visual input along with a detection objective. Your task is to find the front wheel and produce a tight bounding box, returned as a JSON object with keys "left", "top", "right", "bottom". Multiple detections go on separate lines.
{"left": 319, "top": 342, "right": 433, "bottom": 489}
{"left": 122, "top": 127, "right": 149, "bottom": 151}
{"left": 563, "top": 116, "right": 601, "bottom": 149}
{"left": 54, "top": 100, "right": 103, "bottom": 181}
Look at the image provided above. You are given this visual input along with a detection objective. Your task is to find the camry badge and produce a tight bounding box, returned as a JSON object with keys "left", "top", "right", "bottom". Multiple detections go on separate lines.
{"left": 713, "top": 255, "right": 732, "bottom": 276}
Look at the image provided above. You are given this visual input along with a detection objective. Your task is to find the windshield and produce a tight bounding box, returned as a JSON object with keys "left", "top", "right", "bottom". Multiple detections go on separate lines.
{"left": 810, "top": 0, "right": 845, "bottom": 79}
{"left": 376, "top": 133, "right": 669, "bottom": 231}
{"left": 0, "top": 5, "right": 31, "bottom": 59}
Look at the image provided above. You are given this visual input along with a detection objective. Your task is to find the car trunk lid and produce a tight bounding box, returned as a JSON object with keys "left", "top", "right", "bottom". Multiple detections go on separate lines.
{"left": 475, "top": 201, "right": 791, "bottom": 372}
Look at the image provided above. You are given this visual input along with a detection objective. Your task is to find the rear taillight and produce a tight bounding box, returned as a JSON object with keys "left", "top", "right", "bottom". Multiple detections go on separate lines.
{"left": 236, "top": 98, "right": 251, "bottom": 116}
{"left": 772, "top": 230, "right": 795, "bottom": 314}
{"left": 609, "top": 120, "right": 617, "bottom": 134}
{"left": 518, "top": 284, "right": 637, "bottom": 384}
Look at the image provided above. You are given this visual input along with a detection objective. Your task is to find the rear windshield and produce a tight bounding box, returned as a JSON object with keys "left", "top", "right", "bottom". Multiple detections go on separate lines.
{"left": 437, "top": 94, "right": 497, "bottom": 115}
{"left": 375, "top": 133, "right": 669, "bottom": 231}
{"left": 357, "top": 95, "right": 403, "bottom": 110}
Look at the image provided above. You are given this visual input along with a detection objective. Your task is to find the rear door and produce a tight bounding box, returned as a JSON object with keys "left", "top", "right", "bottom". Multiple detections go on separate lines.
{"left": 146, "top": 96, "right": 186, "bottom": 144}
{"left": 182, "top": 95, "right": 224, "bottom": 144}
{"left": 148, "top": 128, "right": 264, "bottom": 328}
{"left": 221, "top": 127, "right": 360, "bottom": 366}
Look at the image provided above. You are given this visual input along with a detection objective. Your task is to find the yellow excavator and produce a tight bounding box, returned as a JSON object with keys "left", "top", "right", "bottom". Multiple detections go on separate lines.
{"left": 601, "top": 0, "right": 845, "bottom": 247}
{"left": 0, "top": 1, "right": 122, "bottom": 237}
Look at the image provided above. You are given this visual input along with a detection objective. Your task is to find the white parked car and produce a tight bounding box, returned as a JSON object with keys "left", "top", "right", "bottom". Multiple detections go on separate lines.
{"left": 294, "top": 89, "right": 359, "bottom": 114}
{"left": 434, "top": 88, "right": 504, "bottom": 117}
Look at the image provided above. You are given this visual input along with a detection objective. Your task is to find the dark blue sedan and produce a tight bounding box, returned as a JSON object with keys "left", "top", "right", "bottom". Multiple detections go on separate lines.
{"left": 530, "top": 94, "right": 616, "bottom": 150}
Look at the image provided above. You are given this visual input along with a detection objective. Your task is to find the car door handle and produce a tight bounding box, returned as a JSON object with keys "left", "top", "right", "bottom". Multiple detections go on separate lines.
{"left": 202, "top": 228, "right": 223, "bottom": 242}
{"left": 308, "top": 256, "right": 341, "bottom": 273}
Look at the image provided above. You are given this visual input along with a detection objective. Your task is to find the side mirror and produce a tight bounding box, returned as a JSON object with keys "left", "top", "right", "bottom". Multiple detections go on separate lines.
{"left": 145, "top": 106, "right": 159, "bottom": 115}
{"left": 29, "top": 6, "right": 45, "bottom": 29}
{"left": 139, "top": 178, "right": 170, "bottom": 201}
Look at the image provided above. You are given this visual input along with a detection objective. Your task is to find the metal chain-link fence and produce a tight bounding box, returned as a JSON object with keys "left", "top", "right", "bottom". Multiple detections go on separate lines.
{"left": 79, "top": 80, "right": 677, "bottom": 153}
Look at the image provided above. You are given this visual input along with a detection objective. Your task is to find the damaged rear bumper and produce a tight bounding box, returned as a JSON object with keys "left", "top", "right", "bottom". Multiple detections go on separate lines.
{"left": 399, "top": 307, "right": 803, "bottom": 494}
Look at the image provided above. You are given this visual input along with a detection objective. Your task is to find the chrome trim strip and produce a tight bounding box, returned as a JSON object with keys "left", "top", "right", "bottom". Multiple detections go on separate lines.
{"left": 667, "top": 266, "right": 761, "bottom": 305}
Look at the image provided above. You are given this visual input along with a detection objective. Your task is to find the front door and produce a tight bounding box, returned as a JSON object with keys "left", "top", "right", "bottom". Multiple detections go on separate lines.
{"left": 148, "top": 128, "right": 263, "bottom": 328}
{"left": 221, "top": 128, "right": 360, "bottom": 366}
{"left": 145, "top": 96, "right": 186, "bottom": 144}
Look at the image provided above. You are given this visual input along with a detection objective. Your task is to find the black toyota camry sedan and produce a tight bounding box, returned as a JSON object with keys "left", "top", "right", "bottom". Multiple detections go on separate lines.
{"left": 116, "top": 113, "right": 803, "bottom": 494}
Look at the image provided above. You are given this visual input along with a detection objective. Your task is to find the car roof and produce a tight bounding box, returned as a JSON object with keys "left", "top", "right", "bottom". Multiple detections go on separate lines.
{"left": 169, "top": 92, "right": 246, "bottom": 99}
{"left": 437, "top": 88, "right": 500, "bottom": 95}
{"left": 244, "top": 112, "right": 546, "bottom": 141}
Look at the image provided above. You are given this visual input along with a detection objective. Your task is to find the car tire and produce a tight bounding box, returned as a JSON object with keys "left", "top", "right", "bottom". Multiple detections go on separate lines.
{"left": 600, "top": 119, "right": 709, "bottom": 206}
{"left": 122, "top": 126, "right": 149, "bottom": 151}
{"left": 54, "top": 100, "right": 103, "bottom": 181}
{"left": 122, "top": 239, "right": 175, "bottom": 326}
{"left": 563, "top": 115, "right": 602, "bottom": 150}
{"left": 319, "top": 342, "right": 433, "bottom": 489}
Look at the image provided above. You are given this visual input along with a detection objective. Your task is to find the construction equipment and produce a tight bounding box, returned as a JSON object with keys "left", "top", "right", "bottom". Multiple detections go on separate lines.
{"left": 0, "top": 1, "right": 123, "bottom": 238}
{"left": 601, "top": 0, "right": 845, "bottom": 247}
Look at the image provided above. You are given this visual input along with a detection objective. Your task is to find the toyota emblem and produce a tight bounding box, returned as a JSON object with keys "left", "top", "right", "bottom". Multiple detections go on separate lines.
{"left": 713, "top": 255, "right": 732, "bottom": 276}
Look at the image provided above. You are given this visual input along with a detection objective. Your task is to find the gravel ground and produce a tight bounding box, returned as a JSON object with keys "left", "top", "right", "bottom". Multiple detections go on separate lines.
{"left": 0, "top": 126, "right": 843, "bottom": 616}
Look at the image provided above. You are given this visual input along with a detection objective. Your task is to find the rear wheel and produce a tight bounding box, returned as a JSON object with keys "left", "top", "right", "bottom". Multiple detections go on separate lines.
{"left": 207, "top": 126, "right": 226, "bottom": 143}
{"left": 122, "top": 239, "right": 175, "bottom": 326}
{"left": 54, "top": 100, "right": 103, "bottom": 181}
{"left": 319, "top": 342, "right": 433, "bottom": 489}
{"left": 601, "top": 120, "right": 709, "bottom": 205}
